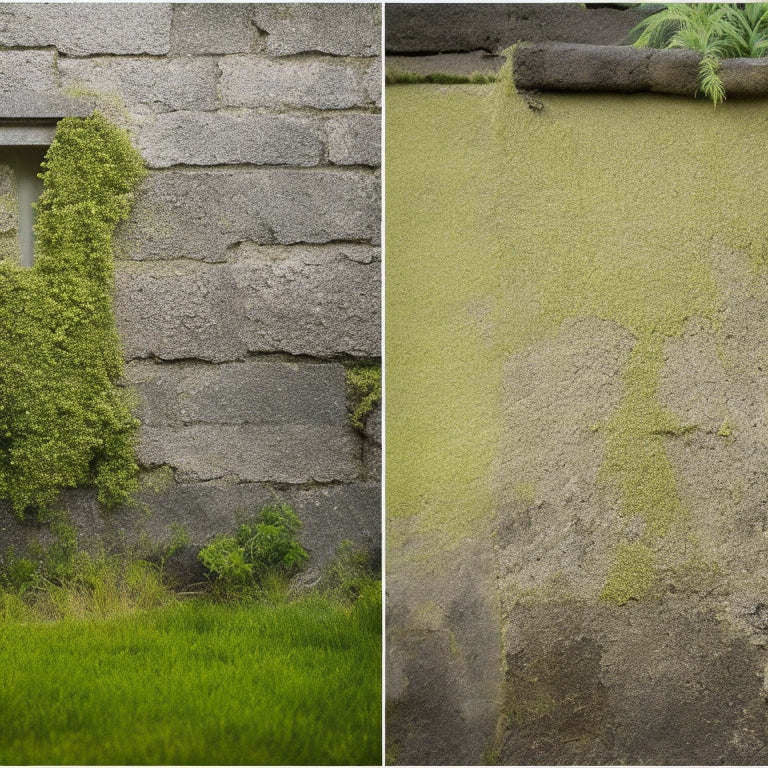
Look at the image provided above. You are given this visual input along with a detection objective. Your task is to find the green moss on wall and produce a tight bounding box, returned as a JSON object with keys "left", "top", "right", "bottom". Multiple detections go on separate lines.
{"left": 600, "top": 540, "right": 656, "bottom": 605}
{"left": 0, "top": 113, "right": 145, "bottom": 516}
{"left": 386, "top": 78, "right": 768, "bottom": 586}
{"left": 346, "top": 364, "right": 382, "bottom": 432}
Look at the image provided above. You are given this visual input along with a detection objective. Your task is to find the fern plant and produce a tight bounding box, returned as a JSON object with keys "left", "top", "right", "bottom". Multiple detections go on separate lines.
{"left": 630, "top": 3, "right": 768, "bottom": 105}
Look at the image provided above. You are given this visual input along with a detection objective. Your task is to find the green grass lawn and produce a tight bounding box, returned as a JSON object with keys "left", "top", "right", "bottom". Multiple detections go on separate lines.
{"left": 0, "top": 591, "right": 381, "bottom": 765}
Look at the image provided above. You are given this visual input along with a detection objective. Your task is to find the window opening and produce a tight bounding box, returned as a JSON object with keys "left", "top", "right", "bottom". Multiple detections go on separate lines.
{"left": 0, "top": 145, "right": 47, "bottom": 267}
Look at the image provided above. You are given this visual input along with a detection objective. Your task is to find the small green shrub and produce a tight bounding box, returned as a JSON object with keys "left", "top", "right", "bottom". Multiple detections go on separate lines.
{"left": 238, "top": 504, "right": 308, "bottom": 575}
{"left": 198, "top": 535, "right": 254, "bottom": 596}
{"left": 0, "top": 551, "right": 40, "bottom": 593}
{"left": 198, "top": 504, "right": 309, "bottom": 598}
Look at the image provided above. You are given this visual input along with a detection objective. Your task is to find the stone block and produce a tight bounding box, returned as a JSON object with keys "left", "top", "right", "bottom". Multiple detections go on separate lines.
{"left": 0, "top": 3, "right": 171, "bottom": 56}
{"left": 513, "top": 43, "right": 652, "bottom": 93}
{"left": 720, "top": 57, "right": 768, "bottom": 97}
{"left": 384, "top": 3, "right": 660, "bottom": 53}
{"left": 114, "top": 262, "right": 243, "bottom": 363}
{"left": 251, "top": 3, "right": 381, "bottom": 57}
{"left": 59, "top": 57, "right": 217, "bottom": 113}
{"left": 228, "top": 244, "right": 381, "bottom": 357}
{"left": 293, "top": 482, "right": 381, "bottom": 571}
{"left": 115, "top": 244, "right": 381, "bottom": 361}
{"left": 136, "top": 424, "right": 360, "bottom": 484}
{"left": 124, "top": 359, "right": 348, "bottom": 428}
{"left": 135, "top": 111, "right": 323, "bottom": 168}
{"left": 0, "top": 50, "right": 58, "bottom": 97}
{"left": 364, "top": 58, "right": 382, "bottom": 108}
{"left": 219, "top": 55, "right": 372, "bottom": 109}
{"left": 170, "top": 3, "right": 255, "bottom": 55}
{"left": 327, "top": 114, "right": 381, "bottom": 167}
{"left": 647, "top": 48, "right": 700, "bottom": 96}
{"left": 116, "top": 168, "right": 381, "bottom": 260}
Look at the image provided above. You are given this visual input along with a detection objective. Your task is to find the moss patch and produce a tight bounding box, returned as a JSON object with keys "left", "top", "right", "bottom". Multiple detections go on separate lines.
{"left": 600, "top": 540, "right": 657, "bottom": 605}
{"left": 0, "top": 113, "right": 145, "bottom": 516}
{"left": 386, "top": 69, "right": 498, "bottom": 86}
{"left": 345, "top": 363, "right": 382, "bottom": 432}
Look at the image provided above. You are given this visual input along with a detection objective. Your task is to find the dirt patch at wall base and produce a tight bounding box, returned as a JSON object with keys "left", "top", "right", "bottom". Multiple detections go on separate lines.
{"left": 497, "top": 600, "right": 768, "bottom": 765}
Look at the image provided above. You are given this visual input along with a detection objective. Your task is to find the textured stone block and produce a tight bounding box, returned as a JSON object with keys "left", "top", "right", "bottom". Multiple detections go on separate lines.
{"left": 384, "top": 3, "right": 658, "bottom": 53}
{"left": 170, "top": 3, "right": 254, "bottom": 55}
{"left": 293, "top": 482, "right": 381, "bottom": 570}
{"left": 220, "top": 55, "right": 372, "bottom": 109}
{"left": 0, "top": 51, "right": 58, "bottom": 97}
{"left": 135, "top": 112, "right": 323, "bottom": 168}
{"left": 116, "top": 168, "right": 380, "bottom": 260}
{"left": 0, "top": 3, "right": 171, "bottom": 56}
{"left": 513, "top": 43, "right": 653, "bottom": 93}
{"left": 137, "top": 424, "right": 360, "bottom": 484}
{"left": 124, "top": 359, "right": 348, "bottom": 427}
{"left": 720, "top": 57, "right": 768, "bottom": 97}
{"left": 327, "top": 114, "right": 381, "bottom": 167}
{"left": 59, "top": 57, "right": 217, "bottom": 113}
{"left": 647, "top": 49, "right": 700, "bottom": 96}
{"left": 228, "top": 243, "right": 381, "bottom": 357}
{"left": 251, "top": 3, "right": 380, "bottom": 57}
{"left": 364, "top": 58, "right": 382, "bottom": 108}
{"left": 115, "top": 244, "right": 381, "bottom": 361}
{"left": 115, "top": 262, "right": 243, "bottom": 362}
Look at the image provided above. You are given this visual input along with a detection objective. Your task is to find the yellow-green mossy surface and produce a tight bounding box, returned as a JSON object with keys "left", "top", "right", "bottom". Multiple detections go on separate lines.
{"left": 0, "top": 113, "right": 145, "bottom": 516}
{"left": 387, "top": 70, "right": 768, "bottom": 767}
{"left": 387, "top": 79, "right": 768, "bottom": 587}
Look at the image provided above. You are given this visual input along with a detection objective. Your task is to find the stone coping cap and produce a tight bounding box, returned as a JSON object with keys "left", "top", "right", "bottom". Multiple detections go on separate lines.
{"left": 513, "top": 43, "right": 768, "bottom": 97}
{"left": 0, "top": 94, "right": 95, "bottom": 121}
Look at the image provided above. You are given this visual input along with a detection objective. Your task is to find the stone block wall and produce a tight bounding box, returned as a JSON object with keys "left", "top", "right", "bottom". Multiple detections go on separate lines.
{"left": 0, "top": 3, "right": 381, "bottom": 577}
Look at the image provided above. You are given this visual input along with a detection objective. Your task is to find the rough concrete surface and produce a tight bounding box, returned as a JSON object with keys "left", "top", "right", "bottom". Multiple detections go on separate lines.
{"left": 59, "top": 57, "right": 218, "bottom": 113}
{"left": 115, "top": 244, "right": 380, "bottom": 360}
{"left": 0, "top": 3, "right": 171, "bottom": 56}
{"left": 116, "top": 169, "right": 381, "bottom": 260}
{"left": 134, "top": 112, "right": 324, "bottom": 169}
{"left": 219, "top": 55, "right": 375, "bottom": 110}
{"left": 170, "top": 3, "right": 256, "bottom": 55}
{"left": 252, "top": 3, "right": 381, "bottom": 58}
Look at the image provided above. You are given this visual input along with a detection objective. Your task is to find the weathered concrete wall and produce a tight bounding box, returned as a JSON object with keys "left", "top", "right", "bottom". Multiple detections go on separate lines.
{"left": 386, "top": 78, "right": 768, "bottom": 765}
{"left": 0, "top": 3, "right": 381, "bottom": 577}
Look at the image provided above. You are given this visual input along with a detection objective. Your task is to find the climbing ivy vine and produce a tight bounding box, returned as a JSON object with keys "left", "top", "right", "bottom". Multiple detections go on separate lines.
{"left": 0, "top": 112, "right": 145, "bottom": 517}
